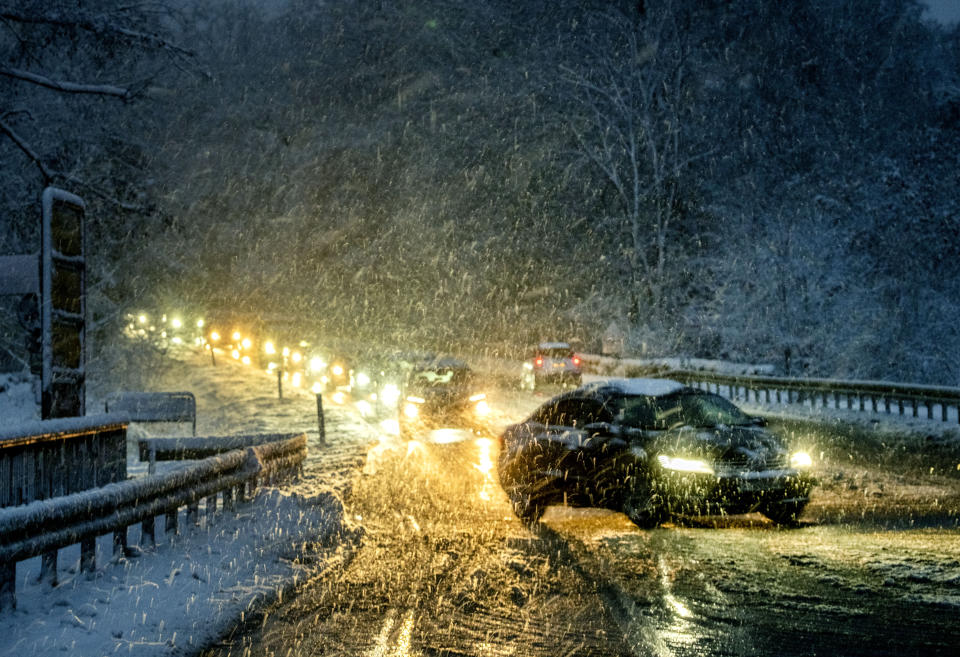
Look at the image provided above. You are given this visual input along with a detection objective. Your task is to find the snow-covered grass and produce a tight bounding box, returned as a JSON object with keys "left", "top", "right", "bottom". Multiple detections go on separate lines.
{"left": 0, "top": 348, "right": 377, "bottom": 657}
{"left": 2, "top": 488, "right": 349, "bottom": 657}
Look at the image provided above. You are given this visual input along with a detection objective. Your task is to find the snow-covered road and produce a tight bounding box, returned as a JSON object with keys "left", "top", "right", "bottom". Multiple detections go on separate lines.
{"left": 3, "top": 348, "right": 960, "bottom": 656}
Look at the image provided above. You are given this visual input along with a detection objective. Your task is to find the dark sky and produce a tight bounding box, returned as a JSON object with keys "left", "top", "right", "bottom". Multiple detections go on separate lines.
{"left": 924, "top": 0, "right": 960, "bottom": 24}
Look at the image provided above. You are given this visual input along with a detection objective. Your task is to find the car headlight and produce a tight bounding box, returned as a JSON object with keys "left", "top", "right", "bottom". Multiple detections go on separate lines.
{"left": 474, "top": 399, "right": 490, "bottom": 416}
{"left": 332, "top": 364, "right": 344, "bottom": 376}
{"left": 380, "top": 383, "right": 401, "bottom": 405}
{"left": 790, "top": 451, "right": 813, "bottom": 469}
{"left": 356, "top": 371, "right": 371, "bottom": 387}
{"left": 403, "top": 402, "right": 420, "bottom": 418}
{"left": 657, "top": 455, "right": 715, "bottom": 475}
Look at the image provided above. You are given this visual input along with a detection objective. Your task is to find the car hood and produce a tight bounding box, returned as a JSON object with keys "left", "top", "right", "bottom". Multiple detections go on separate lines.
{"left": 645, "top": 424, "right": 791, "bottom": 467}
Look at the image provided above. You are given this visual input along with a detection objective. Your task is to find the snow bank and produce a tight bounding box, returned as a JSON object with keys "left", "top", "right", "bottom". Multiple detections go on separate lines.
{"left": 0, "top": 487, "right": 353, "bottom": 657}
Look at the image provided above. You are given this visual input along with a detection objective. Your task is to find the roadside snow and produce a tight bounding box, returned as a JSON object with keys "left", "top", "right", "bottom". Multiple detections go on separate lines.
{"left": 0, "top": 348, "right": 378, "bottom": 657}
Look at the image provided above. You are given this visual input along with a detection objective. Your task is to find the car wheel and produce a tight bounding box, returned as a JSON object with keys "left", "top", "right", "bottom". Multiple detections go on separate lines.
{"left": 622, "top": 489, "right": 667, "bottom": 529}
{"left": 761, "top": 499, "right": 808, "bottom": 527}
{"left": 508, "top": 489, "right": 545, "bottom": 526}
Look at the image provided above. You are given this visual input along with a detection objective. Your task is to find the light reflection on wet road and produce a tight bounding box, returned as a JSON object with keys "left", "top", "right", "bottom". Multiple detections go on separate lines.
{"left": 201, "top": 386, "right": 960, "bottom": 657}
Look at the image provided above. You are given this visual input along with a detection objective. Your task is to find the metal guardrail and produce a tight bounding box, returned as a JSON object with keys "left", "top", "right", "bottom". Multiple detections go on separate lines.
{"left": 659, "top": 369, "right": 960, "bottom": 424}
{"left": 138, "top": 433, "right": 302, "bottom": 473}
{"left": 0, "top": 415, "right": 128, "bottom": 507}
{"left": 0, "top": 432, "right": 307, "bottom": 611}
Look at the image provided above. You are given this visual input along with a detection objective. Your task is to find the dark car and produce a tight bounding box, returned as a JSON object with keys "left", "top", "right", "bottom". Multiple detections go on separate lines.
{"left": 498, "top": 378, "right": 815, "bottom": 528}
{"left": 399, "top": 357, "right": 489, "bottom": 439}
{"left": 520, "top": 341, "right": 582, "bottom": 390}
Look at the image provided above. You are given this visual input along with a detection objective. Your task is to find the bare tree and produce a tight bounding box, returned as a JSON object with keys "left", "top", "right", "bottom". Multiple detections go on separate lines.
{"left": 562, "top": 2, "right": 710, "bottom": 325}
{"left": 0, "top": 1, "right": 195, "bottom": 211}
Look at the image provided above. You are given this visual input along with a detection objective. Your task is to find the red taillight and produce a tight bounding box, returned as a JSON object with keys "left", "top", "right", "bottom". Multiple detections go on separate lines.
{"left": 535, "top": 357, "right": 543, "bottom": 367}
{"left": 573, "top": 356, "right": 580, "bottom": 366}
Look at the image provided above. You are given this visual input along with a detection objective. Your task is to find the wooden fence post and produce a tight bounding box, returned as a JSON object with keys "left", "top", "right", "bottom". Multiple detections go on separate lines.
{"left": 317, "top": 393, "right": 327, "bottom": 447}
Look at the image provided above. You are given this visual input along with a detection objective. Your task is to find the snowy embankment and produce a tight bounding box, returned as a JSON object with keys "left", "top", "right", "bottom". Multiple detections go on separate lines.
{"left": 0, "top": 350, "right": 377, "bottom": 657}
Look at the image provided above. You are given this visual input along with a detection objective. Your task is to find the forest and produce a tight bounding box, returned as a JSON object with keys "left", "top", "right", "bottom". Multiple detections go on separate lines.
{"left": 1, "top": 0, "right": 958, "bottom": 384}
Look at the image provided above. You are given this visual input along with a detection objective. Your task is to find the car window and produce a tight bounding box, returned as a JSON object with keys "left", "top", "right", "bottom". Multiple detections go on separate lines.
{"left": 614, "top": 392, "right": 754, "bottom": 429}
{"left": 530, "top": 398, "right": 610, "bottom": 427}
{"left": 539, "top": 347, "right": 573, "bottom": 359}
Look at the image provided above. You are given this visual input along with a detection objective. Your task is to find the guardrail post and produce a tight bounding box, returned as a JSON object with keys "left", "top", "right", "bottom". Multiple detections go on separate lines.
{"left": 80, "top": 536, "right": 96, "bottom": 573}
{"left": 206, "top": 493, "right": 218, "bottom": 522}
{"left": 142, "top": 515, "right": 156, "bottom": 546}
{"left": 38, "top": 551, "right": 58, "bottom": 586}
{"left": 113, "top": 527, "right": 128, "bottom": 559}
{"left": 166, "top": 508, "right": 179, "bottom": 535}
{"left": 277, "top": 368, "right": 283, "bottom": 400}
{"left": 224, "top": 486, "right": 234, "bottom": 510}
{"left": 0, "top": 563, "right": 14, "bottom": 611}
{"left": 188, "top": 500, "right": 200, "bottom": 526}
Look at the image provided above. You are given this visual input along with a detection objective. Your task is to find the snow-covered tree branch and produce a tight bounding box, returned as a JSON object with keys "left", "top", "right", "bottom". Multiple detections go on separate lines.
{"left": 0, "top": 67, "right": 133, "bottom": 99}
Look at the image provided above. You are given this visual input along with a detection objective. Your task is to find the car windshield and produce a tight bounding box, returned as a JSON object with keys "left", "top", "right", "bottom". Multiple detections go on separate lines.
{"left": 540, "top": 348, "right": 573, "bottom": 359}
{"left": 410, "top": 367, "right": 470, "bottom": 387}
{"left": 616, "top": 392, "right": 755, "bottom": 429}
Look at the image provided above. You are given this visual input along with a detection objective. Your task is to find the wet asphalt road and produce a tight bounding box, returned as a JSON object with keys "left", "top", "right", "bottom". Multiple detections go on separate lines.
{"left": 202, "top": 387, "right": 960, "bottom": 657}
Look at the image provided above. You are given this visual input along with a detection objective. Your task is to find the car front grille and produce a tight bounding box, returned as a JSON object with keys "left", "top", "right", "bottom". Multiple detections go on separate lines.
{"left": 716, "top": 452, "right": 792, "bottom": 473}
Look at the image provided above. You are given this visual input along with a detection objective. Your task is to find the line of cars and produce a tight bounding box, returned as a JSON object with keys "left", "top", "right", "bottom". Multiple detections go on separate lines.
{"left": 388, "top": 339, "right": 814, "bottom": 530}
{"left": 195, "top": 320, "right": 816, "bottom": 529}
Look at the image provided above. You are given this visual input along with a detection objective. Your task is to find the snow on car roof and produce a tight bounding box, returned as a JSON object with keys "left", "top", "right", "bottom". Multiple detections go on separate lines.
{"left": 537, "top": 341, "right": 571, "bottom": 349}
{"left": 581, "top": 377, "right": 686, "bottom": 397}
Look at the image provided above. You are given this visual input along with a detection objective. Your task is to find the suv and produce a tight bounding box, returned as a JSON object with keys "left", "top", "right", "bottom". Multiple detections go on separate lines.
{"left": 520, "top": 342, "right": 582, "bottom": 390}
